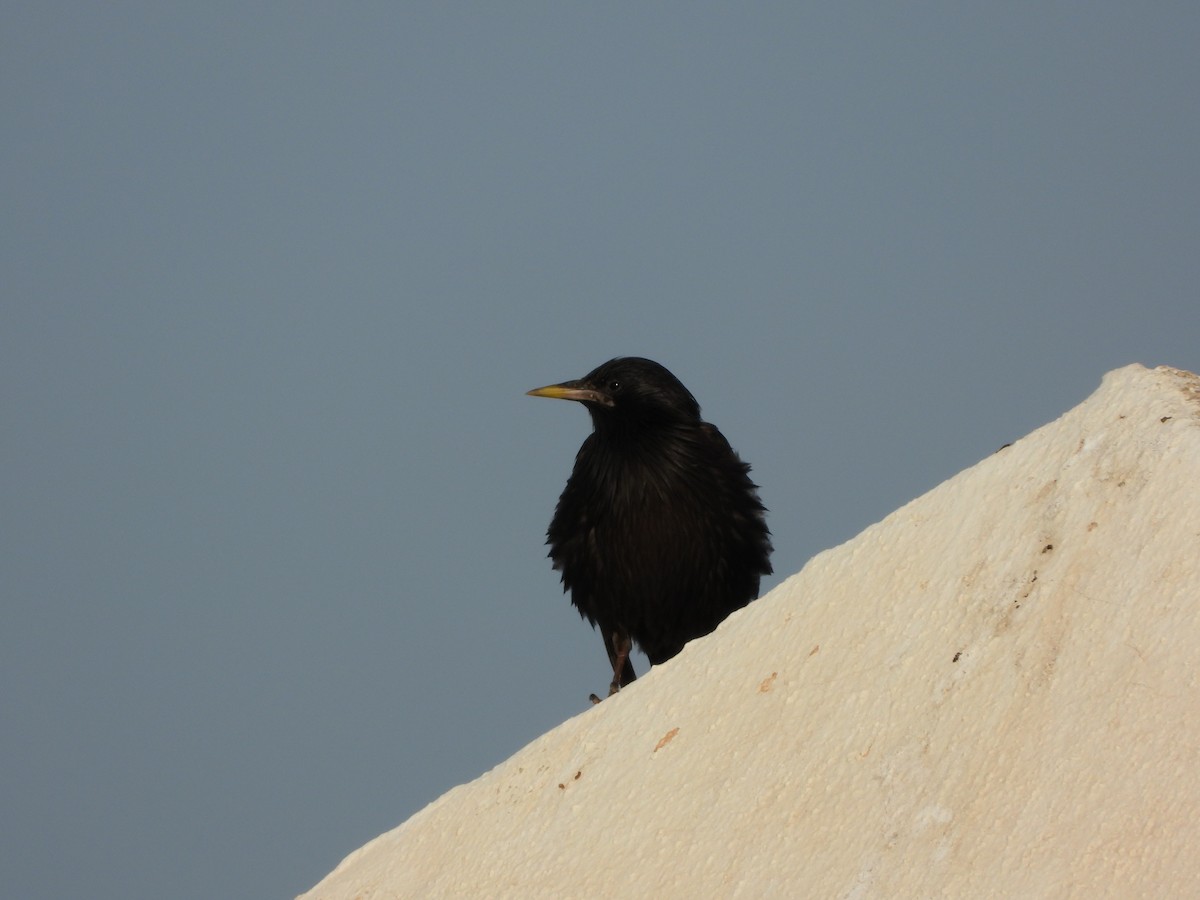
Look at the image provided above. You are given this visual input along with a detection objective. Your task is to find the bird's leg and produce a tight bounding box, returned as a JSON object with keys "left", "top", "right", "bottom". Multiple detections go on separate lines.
{"left": 608, "top": 630, "right": 632, "bottom": 696}
{"left": 590, "top": 625, "right": 637, "bottom": 704}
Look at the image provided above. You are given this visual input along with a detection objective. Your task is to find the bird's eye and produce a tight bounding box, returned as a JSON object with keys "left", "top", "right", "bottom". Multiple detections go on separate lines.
{"left": 608, "top": 380, "right": 621, "bottom": 392}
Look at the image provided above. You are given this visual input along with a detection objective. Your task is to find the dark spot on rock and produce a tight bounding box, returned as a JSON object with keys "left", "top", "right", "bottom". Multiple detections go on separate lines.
{"left": 952, "top": 651, "right": 962, "bottom": 663}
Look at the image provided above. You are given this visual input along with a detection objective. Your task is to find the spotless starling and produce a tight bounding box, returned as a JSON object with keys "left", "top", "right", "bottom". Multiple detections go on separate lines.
{"left": 527, "top": 357, "right": 772, "bottom": 699}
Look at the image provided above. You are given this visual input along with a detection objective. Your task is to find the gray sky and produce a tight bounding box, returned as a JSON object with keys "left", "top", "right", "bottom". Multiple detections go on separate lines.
{"left": 3, "top": 5, "right": 1197, "bottom": 898}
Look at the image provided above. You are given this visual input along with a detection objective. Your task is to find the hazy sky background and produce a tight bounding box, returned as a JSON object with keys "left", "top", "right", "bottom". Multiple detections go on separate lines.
{"left": 3, "top": 5, "right": 1197, "bottom": 898}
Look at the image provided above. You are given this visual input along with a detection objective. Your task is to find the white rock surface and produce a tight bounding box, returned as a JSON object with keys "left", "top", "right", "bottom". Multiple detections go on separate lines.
{"left": 301, "top": 364, "right": 1200, "bottom": 899}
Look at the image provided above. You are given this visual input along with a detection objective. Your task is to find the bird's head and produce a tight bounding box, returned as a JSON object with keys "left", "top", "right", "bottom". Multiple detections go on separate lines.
{"left": 526, "top": 357, "right": 701, "bottom": 429}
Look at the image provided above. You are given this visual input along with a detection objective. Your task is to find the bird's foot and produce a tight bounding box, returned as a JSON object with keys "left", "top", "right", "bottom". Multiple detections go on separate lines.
{"left": 588, "top": 678, "right": 623, "bottom": 705}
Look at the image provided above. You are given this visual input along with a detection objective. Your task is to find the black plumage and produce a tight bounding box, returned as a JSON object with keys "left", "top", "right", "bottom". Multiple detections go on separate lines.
{"left": 527, "top": 357, "right": 772, "bottom": 698}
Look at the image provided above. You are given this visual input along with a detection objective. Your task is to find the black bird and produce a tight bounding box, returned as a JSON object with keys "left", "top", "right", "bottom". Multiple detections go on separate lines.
{"left": 527, "top": 357, "right": 772, "bottom": 699}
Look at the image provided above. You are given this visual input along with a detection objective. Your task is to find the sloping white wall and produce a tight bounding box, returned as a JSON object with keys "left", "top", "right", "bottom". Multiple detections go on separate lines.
{"left": 302, "top": 364, "right": 1200, "bottom": 899}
